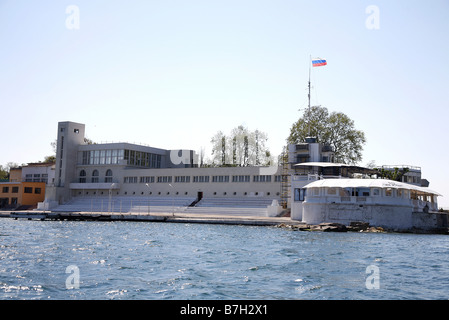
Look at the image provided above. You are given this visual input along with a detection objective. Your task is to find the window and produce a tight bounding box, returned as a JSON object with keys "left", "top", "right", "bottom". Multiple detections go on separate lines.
{"left": 327, "top": 187, "right": 337, "bottom": 195}
{"left": 140, "top": 176, "right": 155, "bottom": 184}
{"left": 309, "top": 188, "right": 320, "bottom": 196}
{"left": 175, "top": 176, "right": 190, "bottom": 183}
{"left": 93, "top": 150, "right": 100, "bottom": 165}
{"left": 253, "top": 175, "right": 271, "bottom": 183}
{"left": 105, "top": 150, "right": 111, "bottom": 164}
{"left": 157, "top": 176, "right": 172, "bottom": 183}
{"left": 82, "top": 149, "right": 125, "bottom": 165}
{"left": 355, "top": 188, "right": 370, "bottom": 197}
{"left": 193, "top": 176, "right": 209, "bottom": 183}
{"left": 124, "top": 149, "right": 162, "bottom": 168}
{"left": 24, "top": 187, "right": 33, "bottom": 193}
{"left": 212, "top": 175, "right": 229, "bottom": 183}
{"left": 294, "top": 188, "right": 305, "bottom": 201}
{"left": 35, "top": 188, "right": 41, "bottom": 194}
{"left": 105, "top": 169, "right": 113, "bottom": 183}
{"left": 92, "top": 170, "right": 99, "bottom": 183}
{"left": 403, "top": 189, "right": 410, "bottom": 199}
{"left": 124, "top": 177, "right": 138, "bottom": 183}
{"left": 79, "top": 170, "right": 86, "bottom": 183}
{"left": 99, "top": 150, "right": 106, "bottom": 165}
{"left": 340, "top": 188, "right": 351, "bottom": 197}
{"left": 12, "top": 187, "right": 19, "bottom": 193}
{"left": 2, "top": 187, "right": 9, "bottom": 193}
{"left": 385, "top": 188, "right": 393, "bottom": 197}
{"left": 372, "top": 188, "right": 380, "bottom": 196}
{"left": 232, "top": 175, "right": 250, "bottom": 182}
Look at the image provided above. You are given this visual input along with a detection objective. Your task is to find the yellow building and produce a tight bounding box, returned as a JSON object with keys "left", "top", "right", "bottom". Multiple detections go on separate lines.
{"left": 0, "top": 180, "right": 46, "bottom": 210}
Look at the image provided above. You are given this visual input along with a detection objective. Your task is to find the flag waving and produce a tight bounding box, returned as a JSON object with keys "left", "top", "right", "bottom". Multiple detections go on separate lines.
{"left": 312, "top": 58, "right": 327, "bottom": 67}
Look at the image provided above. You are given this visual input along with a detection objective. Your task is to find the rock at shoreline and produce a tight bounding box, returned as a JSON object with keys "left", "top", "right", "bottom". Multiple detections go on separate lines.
{"left": 347, "top": 221, "right": 370, "bottom": 232}
{"left": 318, "top": 222, "right": 347, "bottom": 232}
{"left": 347, "top": 221, "right": 385, "bottom": 233}
{"left": 276, "top": 221, "right": 385, "bottom": 233}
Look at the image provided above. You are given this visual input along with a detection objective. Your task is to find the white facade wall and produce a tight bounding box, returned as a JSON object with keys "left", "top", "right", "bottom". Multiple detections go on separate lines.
{"left": 22, "top": 165, "right": 55, "bottom": 185}
{"left": 301, "top": 202, "right": 413, "bottom": 230}
{"left": 291, "top": 182, "right": 444, "bottom": 231}
{"left": 69, "top": 165, "right": 283, "bottom": 200}
{"left": 45, "top": 121, "right": 284, "bottom": 205}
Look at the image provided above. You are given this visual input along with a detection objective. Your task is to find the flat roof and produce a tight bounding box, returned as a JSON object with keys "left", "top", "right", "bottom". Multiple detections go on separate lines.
{"left": 303, "top": 178, "right": 442, "bottom": 196}
{"left": 294, "top": 162, "right": 351, "bottom": 167}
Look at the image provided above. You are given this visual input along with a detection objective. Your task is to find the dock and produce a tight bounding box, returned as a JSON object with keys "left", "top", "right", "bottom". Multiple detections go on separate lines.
{"left": 0, "top": 210, "right": 305, "bottom": 228}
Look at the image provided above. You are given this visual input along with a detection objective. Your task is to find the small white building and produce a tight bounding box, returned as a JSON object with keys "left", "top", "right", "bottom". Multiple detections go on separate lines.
{"left": 291, "top": 178, "right": 446, "bottom": 232}
{"left": 21, "top": 163, "right": 56, "bottom": 185}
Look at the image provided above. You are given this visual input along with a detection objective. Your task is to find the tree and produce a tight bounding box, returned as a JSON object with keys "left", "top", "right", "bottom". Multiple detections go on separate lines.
{"left": 209, "top": 125, "right": 273, "bottom": 167}
{"left": 0, "top": 165, "right": 8, "bottom": 180}
{"left": 0, "top": 162, "right": 19, "bottom": 181}
{"left": 375, "top": 167, "right": 410, "bottom": 182}
{"left": 287, "top": 106, "right": 366, "bottom": 164}
{"left": 43, "top": 155, "right": 56, "bottom": 163}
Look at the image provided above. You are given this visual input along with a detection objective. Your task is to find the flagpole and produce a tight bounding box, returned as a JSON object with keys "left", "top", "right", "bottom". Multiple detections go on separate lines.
{"left": 308, "top": 55, "right": 311, "bottom": 137}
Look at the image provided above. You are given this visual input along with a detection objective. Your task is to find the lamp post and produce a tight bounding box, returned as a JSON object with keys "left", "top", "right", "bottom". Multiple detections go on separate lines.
{"left": 168, "top": 183, "right": 174, "bottom": 216}
{"left": 109, "top": 183, "right": 116, "bottom": 214}
{"left": 145, "top": 183, "right": 151, "bottom": 215}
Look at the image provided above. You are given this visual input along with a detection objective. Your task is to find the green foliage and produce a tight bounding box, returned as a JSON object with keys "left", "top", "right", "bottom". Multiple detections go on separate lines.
{"left": 375, "top": 167, "right": 410, "bottom": 182}
{"left": 0, "top": 165, "right": 8, "bottom": 180}
{"left": 287, "top": 106, "right": 366, "bottom": 164}
{"left": 210, "top": 125, "right": 273, "bottom": 167}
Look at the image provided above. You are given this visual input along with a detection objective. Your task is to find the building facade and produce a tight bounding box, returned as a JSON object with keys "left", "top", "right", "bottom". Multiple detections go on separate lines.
{"left": 0, "top": 163, "right": 54, "bottom": 210}
{"left": 0, "top": 181, "right": 46, "bottom": 209}
{"left": 43, "top": 122, "right": 284, "bottom": 208}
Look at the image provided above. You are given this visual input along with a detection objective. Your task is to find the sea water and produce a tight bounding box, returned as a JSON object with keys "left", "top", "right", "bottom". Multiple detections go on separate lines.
{"left": 0, "top": 219, "right": 448, "bottom": 300}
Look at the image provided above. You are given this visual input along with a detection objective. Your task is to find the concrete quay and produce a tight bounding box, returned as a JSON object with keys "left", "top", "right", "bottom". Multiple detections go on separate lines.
{"left": 0, "top": 210, "right": 305, "bottom": 228}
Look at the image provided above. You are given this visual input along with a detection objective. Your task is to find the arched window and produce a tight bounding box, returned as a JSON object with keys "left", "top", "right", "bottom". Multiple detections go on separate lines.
{"left": 105, "top": 169, "right": 113, "bottom": 183}
{"left": 92, "top": 170, "right": 99, "bottom": 183}
{"left": 79, "top": 170, "right": 86, "bottom": 183}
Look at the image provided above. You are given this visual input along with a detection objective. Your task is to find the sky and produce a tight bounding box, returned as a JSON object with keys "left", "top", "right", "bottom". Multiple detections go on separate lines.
{"left": 1, "top": 0, "right": 448, "bottom": 207}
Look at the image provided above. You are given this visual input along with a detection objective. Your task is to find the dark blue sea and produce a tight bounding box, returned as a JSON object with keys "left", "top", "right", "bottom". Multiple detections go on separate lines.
{"left": 1, "top": 219, "right": 448, "bottom": 300}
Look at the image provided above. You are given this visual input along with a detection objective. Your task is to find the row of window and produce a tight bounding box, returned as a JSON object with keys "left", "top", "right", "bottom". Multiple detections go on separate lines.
{"left": 1, "top": 186, "right": 42, "bottom": 194}
{"left": 294, "top": 187, "right": 414, "bottom": 201}
{"left": 2, "top": 186, "right": 19, "bottom": 193}
{"left": 79, "top": 169, "right": 113, "bottom": 183}
{"left": 78, "top": 191, "right": 281, "bottom": 196}
{"left": 82, "top": 149, "right": 124, "bottom": 165}
{"left": 123, "top": 175, "right": 278, "bottom": 184}
{"left": 22, "top": 174, "right": 50, "bottom": 183}
{"left": 81, "top": 149, "right": 163, "bottom": 168}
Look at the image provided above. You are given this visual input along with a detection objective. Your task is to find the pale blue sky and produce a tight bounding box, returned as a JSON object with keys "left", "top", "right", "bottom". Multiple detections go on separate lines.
{"left": 1, "top": 1, "right": 448, "bottom": 207}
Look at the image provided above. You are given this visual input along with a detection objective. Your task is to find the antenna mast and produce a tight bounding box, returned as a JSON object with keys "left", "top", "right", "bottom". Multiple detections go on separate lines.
{"left": 308, "top": 55, "right": 312, "bottom": 137}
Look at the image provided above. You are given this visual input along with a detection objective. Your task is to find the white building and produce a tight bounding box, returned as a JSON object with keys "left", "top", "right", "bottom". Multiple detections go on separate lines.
{"left": 292, "top": 179, "right": 445, "bottom": 232}
{"left": 21, "top": 163, "right": 55, "bottom": 185}
{"left": 43, "top": 121, "right": 284, "bottom": 213}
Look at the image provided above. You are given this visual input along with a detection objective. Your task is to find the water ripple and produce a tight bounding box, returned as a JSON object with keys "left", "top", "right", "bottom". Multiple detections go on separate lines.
{"left": 1, "top": 220, "right": 449, "bottom": 299}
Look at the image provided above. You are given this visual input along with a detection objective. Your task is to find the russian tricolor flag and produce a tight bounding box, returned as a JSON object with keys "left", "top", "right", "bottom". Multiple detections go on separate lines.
{"left": 312, "top": 58, "right": 327, "bottom": 67}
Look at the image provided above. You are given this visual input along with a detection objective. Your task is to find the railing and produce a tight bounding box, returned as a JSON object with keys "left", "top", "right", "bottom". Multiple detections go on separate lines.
{"left": 412, "top": 199, "right": 439, "bottom": 212}
{"left": 291, "top": 174, "right": 342, "bottom": 181}
{"left": 382, "top": 165, "right": 421, "bottom": 171}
